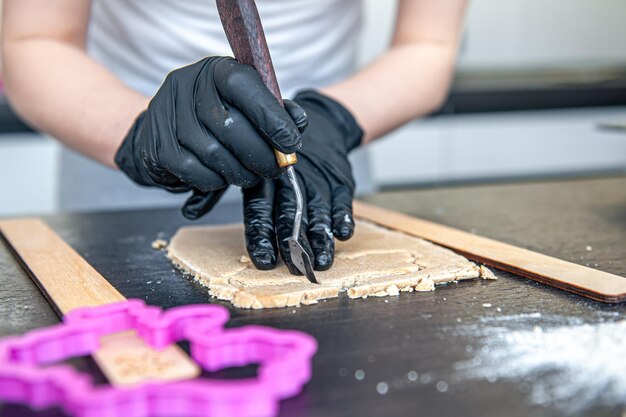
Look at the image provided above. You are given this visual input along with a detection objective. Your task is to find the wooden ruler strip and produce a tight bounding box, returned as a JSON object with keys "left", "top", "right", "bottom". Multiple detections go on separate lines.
{"left": 354, "top": 201, "right": 626, "bottom": 303}
{"left": 0, "top": 218, "right": 125, "bottom": 315}
{"left": 0, "top": 218, "right": 200, "bottom": 385}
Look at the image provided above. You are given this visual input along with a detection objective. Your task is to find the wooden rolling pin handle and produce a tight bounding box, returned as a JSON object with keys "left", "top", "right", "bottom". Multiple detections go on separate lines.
{"left": 216, "top": 0, "right": 297, "bottom": 167}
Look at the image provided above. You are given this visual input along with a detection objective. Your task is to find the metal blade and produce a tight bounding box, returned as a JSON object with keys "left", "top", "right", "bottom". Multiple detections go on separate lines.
{"left": 288, "top": 239, "right": 318, "bottom": 284}
{"left": 285, "top": 167, "right": 318, "bottom": 284}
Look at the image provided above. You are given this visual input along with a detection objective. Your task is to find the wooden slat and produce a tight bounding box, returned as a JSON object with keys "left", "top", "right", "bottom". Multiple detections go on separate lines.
{"left": 0, "top": 218, "right": 125, "bottom": 314}
{"left": 0, "top": 218, "right": 200, "bottom": 385}
{"left": 354, "top": 201, "right": 626, "bottom": 303}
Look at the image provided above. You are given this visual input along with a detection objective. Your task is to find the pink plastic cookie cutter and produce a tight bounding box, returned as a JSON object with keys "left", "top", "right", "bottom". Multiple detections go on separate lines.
{"left": 0, "top": 299, "right": 317, "bottom": 417}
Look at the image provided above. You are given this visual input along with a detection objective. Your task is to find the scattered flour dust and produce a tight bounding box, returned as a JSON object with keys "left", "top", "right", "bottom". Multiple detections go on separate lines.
{"left": 454, "top": 314, "right": 626, "bottom": 413}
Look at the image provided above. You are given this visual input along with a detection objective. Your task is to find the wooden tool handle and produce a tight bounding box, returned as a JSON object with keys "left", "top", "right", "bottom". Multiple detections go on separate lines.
{"left": 353, "top": 201, "right": 626, "bottom": 303}
{"left": 0, "top": 218, "right": 200, "bottom": 385}
{"left": 216, "top": 0, "right": 297, "bottom": 167}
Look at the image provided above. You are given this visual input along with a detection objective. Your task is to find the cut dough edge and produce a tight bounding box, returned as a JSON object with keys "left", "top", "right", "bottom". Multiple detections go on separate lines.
{"left": 167, "top": 220, "right": 483, "bottom": 309}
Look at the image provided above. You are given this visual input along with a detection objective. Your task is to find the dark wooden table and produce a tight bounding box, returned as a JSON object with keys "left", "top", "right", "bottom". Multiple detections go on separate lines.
{"left": 1, "top": 176, "right": 625, "bottom": 417}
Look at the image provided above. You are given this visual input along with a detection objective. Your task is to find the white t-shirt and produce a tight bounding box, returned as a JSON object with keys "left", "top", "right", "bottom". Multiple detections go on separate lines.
{"left": 59, "top": 0, "right": 368, "bottom": 212}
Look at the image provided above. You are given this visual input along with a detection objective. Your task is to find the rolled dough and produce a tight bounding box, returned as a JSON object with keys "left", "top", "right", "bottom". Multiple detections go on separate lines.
{"left": 167, "top": 220, "right": 481, "bottom": 309}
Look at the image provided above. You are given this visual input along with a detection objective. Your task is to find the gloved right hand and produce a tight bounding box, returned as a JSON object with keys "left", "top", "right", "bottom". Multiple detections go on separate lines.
{"left": 115, "top": 56, "right": 306, "bottom": 201}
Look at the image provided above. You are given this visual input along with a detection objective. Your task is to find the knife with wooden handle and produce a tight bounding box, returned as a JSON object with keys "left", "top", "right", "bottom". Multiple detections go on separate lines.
{"left": 215, "top": 0, "right": 318, "bottom": 283}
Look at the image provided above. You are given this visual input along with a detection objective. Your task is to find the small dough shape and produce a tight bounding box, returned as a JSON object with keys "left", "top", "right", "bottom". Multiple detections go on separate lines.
{"left": 151, "top": 239, "right": 168, "bottom": 250}
{"left": 479, "top": 265, "right": 498, "bottom": 280}
{"left": 167, "top": 220, "right": 480, "bottom": 309}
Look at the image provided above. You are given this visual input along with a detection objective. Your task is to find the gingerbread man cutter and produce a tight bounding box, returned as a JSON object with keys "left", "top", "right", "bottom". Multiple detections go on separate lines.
{"left": 0, "top": 299, "right": 317, "bottom": 417}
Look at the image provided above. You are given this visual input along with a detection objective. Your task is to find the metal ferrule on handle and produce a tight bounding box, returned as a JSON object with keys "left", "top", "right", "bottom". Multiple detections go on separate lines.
{"left": 275, "top": 150, "right": 297, "bottom": 167}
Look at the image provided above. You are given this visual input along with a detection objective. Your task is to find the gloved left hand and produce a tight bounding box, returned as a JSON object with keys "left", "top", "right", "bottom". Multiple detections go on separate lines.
{"left": 185, "top": 90, "right": 363, "bottom": 274}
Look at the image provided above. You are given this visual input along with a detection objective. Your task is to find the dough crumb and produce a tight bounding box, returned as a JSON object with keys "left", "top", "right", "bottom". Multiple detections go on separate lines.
{"left": 151, "top": 239, "right": 168, "bottom": 250}
{"left": 386, "top": 285, "right": 400, "bottom": 296}
{"left": 415, "top": 277, "right": 435, "bottom": 292}
{"left": 239, "top": 255, "right": 251, "bottom": 264}
{"left": 479, "top": 265, "right": 497, "bottom": 280}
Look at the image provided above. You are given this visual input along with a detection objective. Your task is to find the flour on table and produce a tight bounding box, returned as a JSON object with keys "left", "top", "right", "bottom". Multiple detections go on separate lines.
{"left": 167, "top": 220, "right": 481, "bottom": 309}
{"left": 454, "top": 314, "right": 626, "bottom": 413}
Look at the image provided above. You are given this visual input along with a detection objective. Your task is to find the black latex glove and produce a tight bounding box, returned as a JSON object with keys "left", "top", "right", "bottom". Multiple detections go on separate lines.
{"left": 184, "top": 90, "right": 363, "bottom": 274}
{"left": 115, "top": 56, "right": 306, "bottom": 215}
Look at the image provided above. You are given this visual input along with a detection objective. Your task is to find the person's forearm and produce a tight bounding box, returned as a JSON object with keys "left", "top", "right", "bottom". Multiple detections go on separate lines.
{"left": 321, "top": 41, "right": 457, "bottom": 144}
{"left": 322, "top": 0, "right": 466, "bottom": 144}
{"left": 3, "top": 38, "right": 149, "bottom": 167}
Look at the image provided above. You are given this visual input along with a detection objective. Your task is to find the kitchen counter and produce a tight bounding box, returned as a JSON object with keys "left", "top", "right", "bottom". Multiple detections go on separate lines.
{"left": 1, "top": 176, "right": 625, "bottom": 417}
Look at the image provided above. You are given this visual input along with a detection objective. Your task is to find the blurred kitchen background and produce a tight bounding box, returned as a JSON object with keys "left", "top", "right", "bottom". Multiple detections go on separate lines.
{"left": 1, "top": 0, "right": 625, "bottom": 216}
